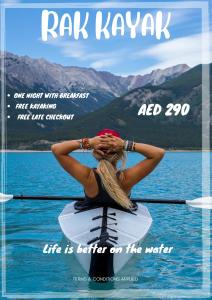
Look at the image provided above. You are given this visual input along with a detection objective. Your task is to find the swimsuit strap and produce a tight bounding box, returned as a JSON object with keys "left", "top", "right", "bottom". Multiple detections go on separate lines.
{"left": 93, "top": 168, "right": 104, "bottom": 192}
{"left": 93, "top": 168, "right": 121, "bottom": 189}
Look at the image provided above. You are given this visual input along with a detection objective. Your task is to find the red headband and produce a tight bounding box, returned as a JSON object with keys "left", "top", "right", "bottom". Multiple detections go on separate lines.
{"left": 96, "top": 128, "right": 120, "bottom": 138}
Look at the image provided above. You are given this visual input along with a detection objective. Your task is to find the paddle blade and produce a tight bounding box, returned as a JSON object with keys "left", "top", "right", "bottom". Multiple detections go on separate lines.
{"left": 186, "top": 197, "right": 212, "bottom": 209}
{"left": 0, "top": 193, "right": 13, "bottom": 202}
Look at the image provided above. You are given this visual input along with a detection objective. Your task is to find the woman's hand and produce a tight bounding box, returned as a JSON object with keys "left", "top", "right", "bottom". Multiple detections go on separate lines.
{"left": 89, "top": 136, "right": 105, "bottom": 149}
{"left": 97, "top": 134, "right": 125, "bottom": 153}
{"left": 89, "top": 136, "right": 107, "bottom": 156}
{"left": 90, "top": 134, "right": 125, "bottom": 156}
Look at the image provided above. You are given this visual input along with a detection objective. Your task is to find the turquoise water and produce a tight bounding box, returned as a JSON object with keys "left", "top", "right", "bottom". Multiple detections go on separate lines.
{"left": 2, "top": 152, "right": 211, "bottom": 296}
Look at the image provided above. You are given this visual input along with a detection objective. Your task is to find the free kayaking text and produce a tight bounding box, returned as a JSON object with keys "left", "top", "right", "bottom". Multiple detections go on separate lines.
{"left": 41, "top": 10, "right": 171, "bottom": 41}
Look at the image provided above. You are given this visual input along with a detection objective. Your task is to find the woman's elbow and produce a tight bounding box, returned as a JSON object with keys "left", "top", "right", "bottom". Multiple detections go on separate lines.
{"left": 51, "top": 144, "right": 60, "bottom": 155}
{"left": 154, "top": 148, "right": 165, "bottom": 161}
{"left": 156, "top": 148, "right": 165, "bottom": 160}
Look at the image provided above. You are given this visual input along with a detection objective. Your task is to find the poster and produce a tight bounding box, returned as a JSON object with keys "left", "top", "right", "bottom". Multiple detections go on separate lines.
{"left": 1, "top": 0, "right": 211, "bottom": 299}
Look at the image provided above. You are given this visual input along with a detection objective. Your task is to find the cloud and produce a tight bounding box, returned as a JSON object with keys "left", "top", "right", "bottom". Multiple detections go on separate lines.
{"left": 3, "top": 0, "right": 21, "bottom": 4}
{"left": 61, "top": 41, "right": 87, "bottom": 59}
{"left": 168, "top": 9, "right": 197, "bottom": 27}
{"left": 91, "top": 0, "right": 124, "bottom": 8}
{"left": 90, "top": 58, "right": 119, "bottom": 69}
{"left": 40, "top": 36, "right": 126, "bottom": 70}
{"left": 134, "top": 32, "right": 212, "bottom": 74}
{"left": 62, "top": 42, "right": 126, "bottom": 69}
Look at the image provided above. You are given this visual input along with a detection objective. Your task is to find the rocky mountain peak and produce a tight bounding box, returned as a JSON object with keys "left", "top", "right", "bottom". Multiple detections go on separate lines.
{"left": 3, "top": 52, "right": 190, "bottom": 96}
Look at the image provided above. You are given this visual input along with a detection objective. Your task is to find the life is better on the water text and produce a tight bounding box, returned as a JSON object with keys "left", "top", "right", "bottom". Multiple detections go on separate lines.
{"left": 43, "top": 243, "right": 174, "bottom": 254}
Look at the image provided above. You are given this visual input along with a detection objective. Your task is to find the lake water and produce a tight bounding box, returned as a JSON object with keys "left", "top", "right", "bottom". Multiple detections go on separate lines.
{"left": 1, "top": 152, "right": 211, "bottom": 298}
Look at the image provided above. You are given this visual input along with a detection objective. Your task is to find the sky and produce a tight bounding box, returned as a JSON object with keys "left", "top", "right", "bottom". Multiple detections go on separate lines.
{"left": 1, "top": 0, "right": 212, "bottom": 76}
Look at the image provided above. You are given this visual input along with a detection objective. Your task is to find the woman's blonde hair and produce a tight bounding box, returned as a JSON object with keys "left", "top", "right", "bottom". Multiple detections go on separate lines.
{"left": 93, "top": 150, "right": 133, "bottom": 210}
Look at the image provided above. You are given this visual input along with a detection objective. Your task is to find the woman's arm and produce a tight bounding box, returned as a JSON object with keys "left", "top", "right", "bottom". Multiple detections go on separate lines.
{"left": 51, "top": 137, "right": 101, "bottom": 186}
{"left": 99, "top": 134, "right": 165, "bottom": 189}
{"left": 123, "top": 142, "right": 165, "bottom": 189}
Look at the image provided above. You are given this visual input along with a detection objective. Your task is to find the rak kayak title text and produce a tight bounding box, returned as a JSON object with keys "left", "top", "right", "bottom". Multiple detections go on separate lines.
{"left": 41, "top": 10, "right": 171, "bottom": 41}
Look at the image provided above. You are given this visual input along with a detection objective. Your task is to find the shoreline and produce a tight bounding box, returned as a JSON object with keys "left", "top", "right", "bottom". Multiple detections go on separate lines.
{"left": 0, "top": 149, "right": 211, "bottom": 153}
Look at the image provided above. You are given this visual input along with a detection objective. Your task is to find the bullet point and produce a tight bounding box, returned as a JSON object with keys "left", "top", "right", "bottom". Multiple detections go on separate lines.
{"left": 7, "top": 115, "right": 10, "bottom": 119}
{"left": 7, "top": 94, "right": 10, "bottom": 97}
{"left": 7, "top": 105, "right": 10, "bottom": 108}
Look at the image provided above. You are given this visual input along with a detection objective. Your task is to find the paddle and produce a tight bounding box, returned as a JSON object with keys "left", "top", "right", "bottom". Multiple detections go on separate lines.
{"left": 0, "top": 193, "right": 211, "bottom": 209}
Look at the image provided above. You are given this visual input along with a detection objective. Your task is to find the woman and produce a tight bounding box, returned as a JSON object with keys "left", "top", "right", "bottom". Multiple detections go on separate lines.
{"left": 51, "top": 129, "right": 165, "bottom": 210}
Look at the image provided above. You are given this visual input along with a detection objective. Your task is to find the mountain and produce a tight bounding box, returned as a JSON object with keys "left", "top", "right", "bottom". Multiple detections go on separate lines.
{"left": 60, "top": 64, "right": 212, "bottom": 149}
{"left": 3, "top": 52, "right": 116, "bottom": 116}
{"left": 1, "top": 52, "right": 193, "bottom": 149}
{"left": 126, "top": 64, "right": 189, "bottom": 89}
{"left": 1, "top": 52, "right": 189, "bottom": 114}
{"left": 5, "top": 63, "right": 211, "bottom": 150}
{"left": 2, "top": 52, "right": 189, "bottom": 95}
